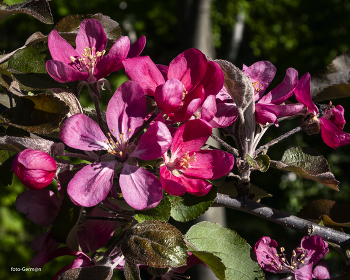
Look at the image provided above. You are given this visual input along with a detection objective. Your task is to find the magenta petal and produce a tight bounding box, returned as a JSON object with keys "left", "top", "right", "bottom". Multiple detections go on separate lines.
{"left": 201, "top": 94, "right": 217, "bottom": 122}
{"left": 294, "top": 73, "right": 318, "bottom": 115}
{"left": 106, "top": 81, "right": 146, "bottom": 141}
{"left": 48, "top": 30, "right": 80, "bottom": 66}
{"left": 94, "top": 36, "right": 130, "bottom": 80}
{"left": 210, "top": 102, "right": 238, "bottom": 128}
{"left": 130, "top": 121, "right": 172, "bottom": 160}
{"left": 179, "top": 174, "right": 212, "bottom": 196}
{"left": 76, "top": 19, "right": 107, "bottom": 55}
{"left": 329, "top": 105, "right": 346, "bottom": 130}
{"left": 199, "top": 61, "right": 224, "bottom": 98}
{"left": 78, "top": 206, "right": 118, "bottom": 253}
{"left": 294, "top": 263, "right": 313, "bottom": 280}
{"left": 15, "top": 190, "right": 61, "bottom": 226}
{"left": 171, "top": 119, "right": 212, "bottom": 157}
{"left": 185, "top": 150, "right": 234, "bottom": 179}
{"left": 157, "top": 64, "right": 169, "bottom": 80}
{"left": 67, "top": 161, "right": 116, "bottom": 207}
{"left": 168, "top": 48, "right": 207, "bottom": 92}
{"left": 46, "top": 60, "right": 89, "bottom": 83}
{"left": 59, "top": 113, "right": 109, "bottom": 151}
{"left": 255, "top": 104, "right": 278, "bottom": 125}
{"left": 254, "top": 236, "right": 288, "bottom": 274}
{"left": 300, "top": 235, "right": 329, "bottom": 265}
{"left": 244, "top": 61, "right": 276, "bottom": 101}
{"left": 260, "top": 67, "right": 298, "bottom": 104}
{"left": 154, "top": 78, "right": 184, "bottom": 113}
{"left": 120, "top": 163, "right": 163, "bottom": 210}
{"left": 320, "top": 118, "right": 350, "bottom": 148}
{"left": 127, "top": 36, "right": 146, "bottom": 58}
{"left": 312, "top": 261, "right": 330, "bottom": 280}
{"left": 160, "top": 166, "right": 187, "bottom": 196}
{"left": 123, "top": 56, "right": 165, "bottom": 96}
{"left": 15, "top": 149, "right": 56, "bottom": 171}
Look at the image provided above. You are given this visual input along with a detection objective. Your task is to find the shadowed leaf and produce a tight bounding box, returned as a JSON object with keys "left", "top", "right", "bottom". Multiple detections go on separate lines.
{"left": 135, "top": 196, "right": 171, "bottom": 223}
{"left": 218, "top": 183, "right": 272, "bottom": 202}
{"left": 124, "top": 261, "right": 141, "bottom": 280}
{"left": 0, "top": 135, "right": 54, "bottom": 153}
{"left": 246, "top": 154, "right": 270, "bottom": 172}
{"left": 1, "top": 93, "right": 70, "bottom": 134}
{"left": 311, "top": 49, "right": 350, "bottom": 102}
{"left": 298, "top": 199, "right": 350, "bottom": 227}
{"left": 169, "top": 186, "right": 217, "bottom": 222}
{"left": 57, "top": 265, "right": 112, "bottom": 280}
{"left": 121, "top": 220, "right": 188, "bottom": 268}
{"left": 190, "top": 251, "right": 226, "bottom": 280}
{"left": 185, "top": 222, "right": 265, "bottom": 280}
{"left": 272, "top": 146, "right": 339, "bottom": 190}
{"left": 0, "top": 0, "right": 53, "bottom": 24}
{"left": 0, "top": 151, "right": 16, "bottom": 185}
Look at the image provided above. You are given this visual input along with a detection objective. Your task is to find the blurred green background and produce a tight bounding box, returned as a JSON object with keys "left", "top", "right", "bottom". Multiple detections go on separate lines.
{"left": 1, "top": 0, "right": 350, "bottom": 279}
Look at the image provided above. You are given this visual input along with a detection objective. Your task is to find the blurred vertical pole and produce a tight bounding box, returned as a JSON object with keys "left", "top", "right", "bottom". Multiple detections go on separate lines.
{"left": 181, "top": 0, "right": 223, "bottom": 279}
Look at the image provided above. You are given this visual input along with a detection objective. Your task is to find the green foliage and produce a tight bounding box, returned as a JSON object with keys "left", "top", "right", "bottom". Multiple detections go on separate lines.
{"left": 135, "top": 196, "right": 171, "bottom": 223}
{"left": 185, "top": 222, "right": 265, "bottom": 280}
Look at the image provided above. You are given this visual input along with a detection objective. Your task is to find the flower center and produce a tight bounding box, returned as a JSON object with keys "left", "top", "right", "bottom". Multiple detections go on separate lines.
{"left": 252, "top": 81, "right": 263, "bottom": 93}
{"left": 69, "top": 46, "right": 105, "bottom": 77}
{"left": 104, "top": 129, "right": 134, "bottom": 162}
{"left": 181, "top": 85, "right": 188, "bottom": 106}
{"left": 167, "top": 151, "right": 196, "bottom": 173}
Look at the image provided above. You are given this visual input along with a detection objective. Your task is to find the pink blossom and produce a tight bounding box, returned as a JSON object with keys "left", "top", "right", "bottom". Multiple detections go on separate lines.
{"left": 123, "top": 49, "right": 224, "bottom": 122}
{"left": 254, "top": 235, "right": 329, "bottom": 280}
{"left": 243, "top": 61, "right": 304, "bottom": 126}
{"left": 11, "top": 149, "right": 56, "bottom": 190}
{"left": 160, "top": 119, "right": 234, "bottom": 196}
{"left": 46, "top": 19, "right": 145, "bottom": 83}
{"left": 59, "top": 81, "right": 172, "bottom": 210}
{"left": 294, "top": 73, "right": 350, "bottom": 148}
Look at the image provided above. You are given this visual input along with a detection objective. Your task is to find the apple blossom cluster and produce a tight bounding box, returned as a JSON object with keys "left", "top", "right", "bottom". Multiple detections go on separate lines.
{"left": 9, "top": 17, "right": 349, "bottom": 279}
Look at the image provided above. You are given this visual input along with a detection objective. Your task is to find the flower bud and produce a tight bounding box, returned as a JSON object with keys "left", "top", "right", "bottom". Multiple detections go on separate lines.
{"left": 11, "top": 149, "right": 57, "bottom": 190}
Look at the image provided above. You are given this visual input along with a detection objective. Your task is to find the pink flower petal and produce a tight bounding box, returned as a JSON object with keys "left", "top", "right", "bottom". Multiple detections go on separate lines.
{"left": 255, "top": 103, "right": 304, "bottom": 126}
{"left": 59, "top": 113, "right": 109, "bottom": 151}
{"left": 199, "top": 61, "right": 224, "bottom": 98}
{"left": 67, "top": 161, "right": 116, "bottom": 207}
{"left": 210, "top": 102, "right": 238, "bottom": 128}
{"left": 201, "top": 94, "right": 217, "bottom": 122}
{"left": 320, "top": 118, "right": 350, "bottom": 148}
{"left": 94, "top": 36, "right": 130, "bottom": 80}
{"left": 179, "top": 174, "right": 212, "bottom": 196}
{"left": 15, "top": 189, "right": 61, "bottom": 226}
{"left": 171, "top": 119, "right": 212, "bottom": 158}
{"left": 243, "top": 61, "right": 276, "bottom": 101}
{"left": 48, "top": 30, "right": 80, "bottom": 66}
{"left": 123, "top": 56, "right": 165, "bottom": 96}
{"left": 300, "top": 235, "right": 329, "bottom": 265}
{"left": 294, "top": 73, "right": 319, "bottom": 115}
{"left": 76, "top": 19, "right": 107, "bottom": 55}
{"left": 14, "top": 149, "right": 56, "bottom": 171}
{"left": 46, "top": 60, "right": 89, "bottom": 83}
{"left": 154, "top": 78, "right": 184, "bottom": 114}
{"left": 312, "top": 261, "right": 330, "bottom": 280}
{"left": 160, "top": 165, "right": 187, "bottom": 196}
{"left": 168, "top": 48, "right": 207, "bottom": 93}
{"left": 294, "top": 263, "right": 313, "bottom": 280}
{"left": 185, "top": 150, "right": 234, "bottom": 179}
{"left": 259, "top": 67, "right": 298, "bottom": 104}
{"left": 106, "top": 81, "right": 146, "bottom": 141}
{"left": 127, "top": 36, "right": 146, "bottom": 58}
{"left": 30, "top": 231, "right": 60, "bottom": 268}
{"left": 156, "top": 64, "right": 169, "bottom": 80}
{"left": 120, "top": 163, "right": 163, "bottom": 210}
{"left": 130, "top": 121, "right": 172, "bottom": 160}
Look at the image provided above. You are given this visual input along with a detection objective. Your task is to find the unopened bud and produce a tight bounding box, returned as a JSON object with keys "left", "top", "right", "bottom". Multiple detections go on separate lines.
{"left": 300, "top": 115, "right": 321, "bottom": 135}
{"left": 11, "top": 149, "right": 57, "bottom": 190}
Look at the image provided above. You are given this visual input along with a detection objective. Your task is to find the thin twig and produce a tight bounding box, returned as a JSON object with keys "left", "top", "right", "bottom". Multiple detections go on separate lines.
{"left": 210, "top": 133, "right": 239, "bottom": 157}
{"left": 214, "top": 193, "right": 350, "bottom": 247}
{"left": 254, "top": 126, "right": 302, "bottom": 156}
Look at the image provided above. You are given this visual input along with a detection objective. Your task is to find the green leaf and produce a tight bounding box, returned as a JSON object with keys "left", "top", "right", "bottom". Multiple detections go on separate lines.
{"left": 272, "top": 146, "right": 339, "bottom": 190}
{"left": 124, "top": 261, "right": 141, "bottom": 280}
{"left": 298, "top": 199, "right": 350, "bottom": 227}
{"left": 169, "top": 186, "right": 217, "bottom": 222}
{"left": 135, "top": 196, "right": 171, "bottom": 223}
{"left": 185, "top": 222, "right": 265, "bottom": 280}
{"left": 0, "top": 152, "right": 16, "bottom": 186}
{"left": 51, "top": 186, "right": 82, "bottom": 249}
{"left": 121, "top": 220, "right": 188, "bottom": 268}
{"left": 311, "top": 49, "right": 350, "bottom": 102}
{"left": 1, "top": 93, "right": 70, "bottom": 134}
{"left": 190, "top": 251, "right": 226, "bottom": 280}
{"left": 246, "top": 154, "right": 270, "bottom": 172}
{"left": 0, "top": 135, "right": 54, "bottom": 153}
{"left": 0, "top": 0, "right": 53, "bottom": 24}
{"left": 55, "top": 13, "right": 122, "bottom": 50}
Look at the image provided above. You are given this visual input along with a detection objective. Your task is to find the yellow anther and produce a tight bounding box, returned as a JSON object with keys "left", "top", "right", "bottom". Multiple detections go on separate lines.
{"left": 119, "top": 151, "right": 123, "bottom": 156}
{"left": 70, "top": 56, "right": 75, "bottom": 63}
{"left": 128, "top": 128, "right": 131, "bottom": 132}
{"left": 280, "top": 247, "right": 285, "bottom": 252}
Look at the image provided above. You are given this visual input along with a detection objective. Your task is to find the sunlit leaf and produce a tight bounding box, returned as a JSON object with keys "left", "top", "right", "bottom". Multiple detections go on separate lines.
{"left": 272, "top": 146, "right": 339, "bottom": 190}
{"left": 135, "top": 196, "right": 171, "bottom": 223}
{"left": 169, "top": 186, "right": 217, "bottom": 222}
{"left": 298, "top": 199, "right": 350, "bottom": 227}
{"left": 185, "top": 222, "right": 265, "bottom": 280}
{"left": 0, "top": 0, "right": 53, "bottom": 24}
{"left": 246, "top": 154, "right": 270, "bottom": 172}
{"left": 190, "top": 251, "right": 226, "bottom": 280}
{"left": 121, "top": 220, "right": 188, "bottom": 268}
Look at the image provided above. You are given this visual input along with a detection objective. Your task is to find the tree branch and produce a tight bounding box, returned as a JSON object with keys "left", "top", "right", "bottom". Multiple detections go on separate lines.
{"left": 214, "top": 193, "right": 350, "bottom": 247}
